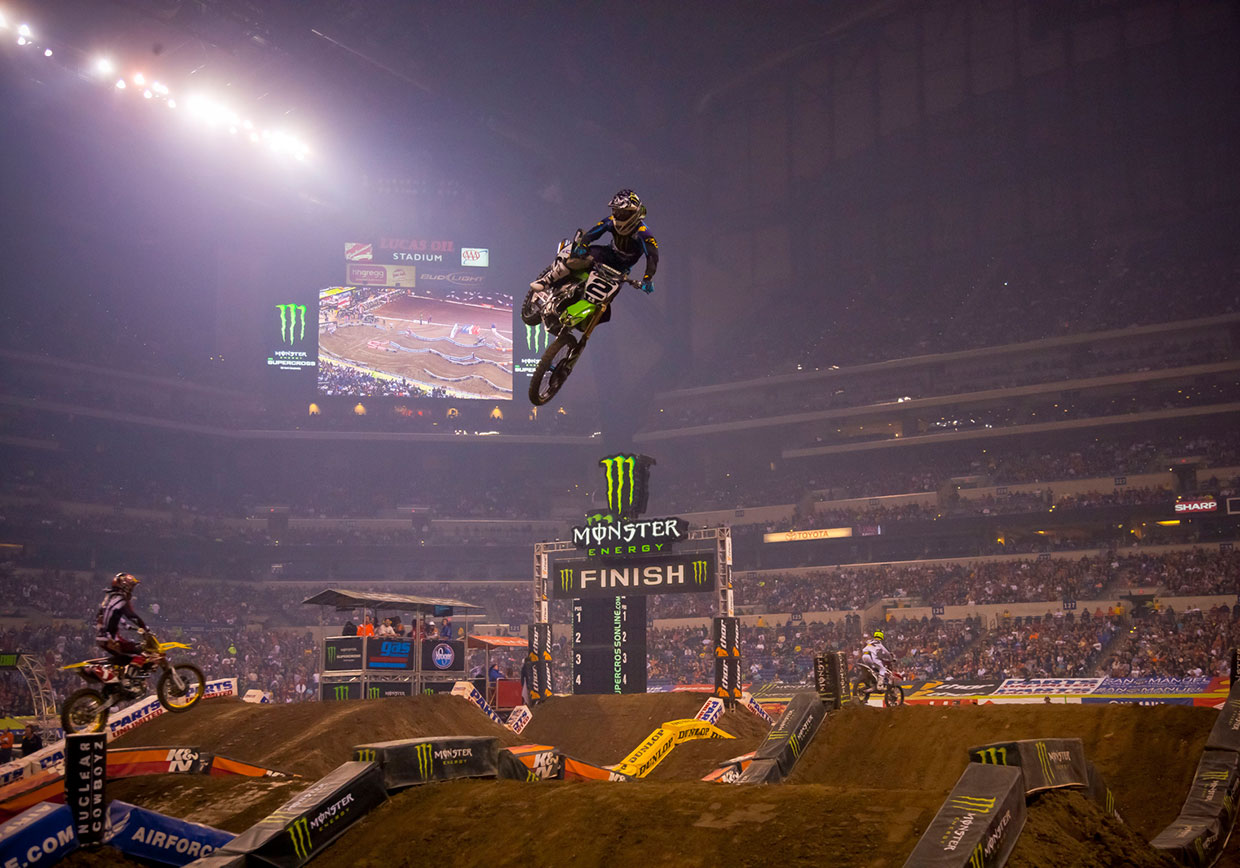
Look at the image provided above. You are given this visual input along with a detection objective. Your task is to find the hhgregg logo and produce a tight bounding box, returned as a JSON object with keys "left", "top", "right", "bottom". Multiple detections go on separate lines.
{"left": 277, "top": 304, "right": 306, "bottom": 345}
{"left": 431, "top": 643, "right": 455, "bottom": 670}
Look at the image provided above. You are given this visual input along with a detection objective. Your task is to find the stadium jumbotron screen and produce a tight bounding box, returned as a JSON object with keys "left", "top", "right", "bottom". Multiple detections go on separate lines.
{"left": 316, "top": 239, "right": 514, "bottom": 400}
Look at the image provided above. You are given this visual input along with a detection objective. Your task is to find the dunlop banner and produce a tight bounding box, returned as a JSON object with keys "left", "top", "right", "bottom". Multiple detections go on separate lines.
{"left": 613, "top": 727, "right": 675, "bottom": 779}
{"left": 752, "top": 691, "right": 826, "bottom": 777}
{"left": 968, "top": 738, "right": 1089, "bottom": 794}
{"left": 213, "top": 761, "right": 386, "bottom": 868}
{"left": 351, "top": 737, "right": 499, "bottom": 791}
{"left": 902, "top": 763, "right": 1026, "bottom": 868}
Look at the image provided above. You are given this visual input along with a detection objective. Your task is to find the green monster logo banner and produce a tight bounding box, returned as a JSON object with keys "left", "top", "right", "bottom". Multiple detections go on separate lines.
{"left": 277, "top": 303, "right": 307, "bottom": 345}
{"left": 599, "top": 453, "right": 654, "bottom": 519}
{"left": 525, "top": 323, "right": 552, "bottom": 355}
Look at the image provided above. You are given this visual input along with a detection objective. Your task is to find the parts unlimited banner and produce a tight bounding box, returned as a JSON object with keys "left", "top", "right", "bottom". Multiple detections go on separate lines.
{"left": 550, "top": 553, "right": 715, "bottom": 600}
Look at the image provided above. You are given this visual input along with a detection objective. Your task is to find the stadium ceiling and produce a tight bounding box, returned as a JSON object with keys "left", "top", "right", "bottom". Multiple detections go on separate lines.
{"left": 302, "top": 588, "right": 483, "bottom": 613}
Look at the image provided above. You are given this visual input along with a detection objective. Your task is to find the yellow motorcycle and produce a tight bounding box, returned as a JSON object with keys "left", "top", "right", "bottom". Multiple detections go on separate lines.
{"left": 60, "top": 631, "right": 206, "bottom": 733}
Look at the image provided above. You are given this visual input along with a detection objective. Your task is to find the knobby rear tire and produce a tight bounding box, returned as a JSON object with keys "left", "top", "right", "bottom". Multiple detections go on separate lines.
{"left": 529, "top": 331, "right": 580, "bottom": 406}
{"left": 61, "top": 688, "right": 109, "bottom": 734}
{"left": 521, "top": 288, "right": 543, "bottom": 326}
{"left": 883, "top": 684, "right": 905, "bottom": 707}
{"left": 157, "top": 663, "right": 206, "bottom": 712}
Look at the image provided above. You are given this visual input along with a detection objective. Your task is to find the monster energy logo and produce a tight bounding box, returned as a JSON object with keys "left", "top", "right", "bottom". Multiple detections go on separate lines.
{"left": 326, "top": 646, "right": 337, "bottom": 664}
{"left": 1200, "top": 770, "right": 1231, "bottom": 781}
{"left": 968, "top": 843, "right": 984, "bottom": 868}
{"left": 1105, "top": 789, "right": 1115, "bottom": 814}
{"left": 601, "top": 455, "right": 637, "bottom": 514}
{"left": 559, "top": 568, "right": 573, "bottom": 593}
{"left": 288, "top": 817, "right": 312, "bottom": 861}
{"left": 356, "top": 748, "right": 376, "bottom": 762}
{"left": 974, "top": 746, "right": 1008, "bottom": 765}
{"left": 415, "top": 743, "right": 434, "bottom": 779}
{"left": 789, "top": 733, "right": 801, "bottom": 758}
{"left": 692, "top": 560, "right": 709, "bottom": 585}
{"left": 1035, "top": 741, "right": 1056, "bottom": 783}
{"left": 277, "top": 304, "right": 306, "bottom": 345}
{"left": 526, "top": 323, "right": 551, "bottom": 354}
{"left": 332, "top": 684, "right": 350, "bottom": 700}
{"left": 367, "top": 687, "right": 380, "bottom": 699}
{"left": 948, "top": 795, "right": 996, "bottom": 814}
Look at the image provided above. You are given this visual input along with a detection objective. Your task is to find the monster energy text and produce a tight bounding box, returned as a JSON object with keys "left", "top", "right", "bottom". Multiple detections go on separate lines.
{"left": 571, "top": 517, "right": 686, "bottom": 549}
{"left": 277, "top": 304, "right": 306, "bottom": 345}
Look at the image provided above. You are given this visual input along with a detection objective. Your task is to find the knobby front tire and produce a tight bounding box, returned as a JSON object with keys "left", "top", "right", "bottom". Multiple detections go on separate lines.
{"left": 529, "top": 332, "right": 580, "bottom": 406}
{"left": 61, "top": 688, "right": 109, "bottom": 734}
{"left": 157, "top": 663, "right": 206, "bottom": 712}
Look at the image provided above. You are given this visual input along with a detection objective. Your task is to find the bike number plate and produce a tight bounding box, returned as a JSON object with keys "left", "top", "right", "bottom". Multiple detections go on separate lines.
{"left": 582, "top": 272, "right": 618, "bottom": 304}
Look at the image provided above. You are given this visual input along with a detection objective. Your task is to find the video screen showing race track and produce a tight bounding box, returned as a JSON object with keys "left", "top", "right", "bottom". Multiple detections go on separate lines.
{"left": 316, "top": 240, "right": 514, "bottom": 400}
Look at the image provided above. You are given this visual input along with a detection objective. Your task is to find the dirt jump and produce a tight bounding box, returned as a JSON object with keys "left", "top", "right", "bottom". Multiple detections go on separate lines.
{"left": 68, "top": 696, "right": 1228, "bottom": 866}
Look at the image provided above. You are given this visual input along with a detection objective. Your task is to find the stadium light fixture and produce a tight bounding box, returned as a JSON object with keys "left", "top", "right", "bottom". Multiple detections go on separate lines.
{"left": 152, "top": 81, "right": 168, "bottom": 95}
{"left": 95, "top": 57, "right": 114, "bottom": 75}
{"left": 0, "top": 12, "right": 6, "bottom": 28}
{"left": 115, "top": 78, "right": 126, "bottom": 89}
{"left": 43, "top": 48, "right": 51, "bottom": 57}
{"left": 166, "top": 98, "right": 175, "bottom": 109}
{"left": 15, "top": 35, "right": 25, "bottom": 45}
{"left": 142, "top": 88, "right": 152, "bottom": 99}
{"left": 132, "top": 72, "right": 144, "bottom": 86}
{"left": 17, "top": 23, "right": 30, "bottom": 37}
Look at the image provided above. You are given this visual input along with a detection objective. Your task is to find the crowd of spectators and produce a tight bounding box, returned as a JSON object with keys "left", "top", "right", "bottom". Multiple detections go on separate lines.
{"left": 317, "top": 360, "right": 446, "bottom": 399}
{"left": 1100, "top": 605, "right": 1238, "bottom": 678}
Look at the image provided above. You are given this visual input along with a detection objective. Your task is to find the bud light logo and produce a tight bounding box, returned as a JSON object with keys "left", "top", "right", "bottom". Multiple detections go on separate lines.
{"left": 432, "top": 643, "right": 456, "bottom": 670}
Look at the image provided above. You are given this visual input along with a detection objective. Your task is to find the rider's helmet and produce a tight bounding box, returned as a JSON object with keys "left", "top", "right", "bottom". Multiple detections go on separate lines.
{"left": 609, "top": 189, "right": 646, "bottom": 235}
{"left": 112, "top": 572, "right": 140, "bottom": 597}
{"left": 872, "top": 630, "right": 884, "bottom": 641}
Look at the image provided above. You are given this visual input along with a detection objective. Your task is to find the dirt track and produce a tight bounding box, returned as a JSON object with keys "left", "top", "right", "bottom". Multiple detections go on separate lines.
{"left": 95, "top": 697, "right": 1223, "bottom": 866}
{"left": 320, "top": 325, "right": 512, "bottom": 398}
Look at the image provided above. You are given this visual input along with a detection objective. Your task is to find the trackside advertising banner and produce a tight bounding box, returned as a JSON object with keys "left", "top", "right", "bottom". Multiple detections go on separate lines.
{"left": 107, "top": 801, "right": 235, "bottom": 866}
{"left": 751, "top": 691, "right": 825, "bottom": 778}
{"left": 902, "top": 763, "right": 1026, "bottom": 868}
{"left": 216, "top": 761, "right": 387, "bottom": 868}
{"left": 0, "top": 679, "right": 237, "bottom": 787}
{"left": 352, "top": 737, "right": 499, "bottom": 790}
{"left": 0, "top": 803, "right": 78, "bottom": 868}
{"left": 968, "top": 738, "right": 1089, "bottom": 795}
{"left": 550, "top": 553, "right": 716, "bottom": 600}
{"left": 1205, "top": 688, "right": 1240, "bottom": 752}
{"left": 65, "top": 733, "right": 107, "bottom": 846}
{"left": 1180, "top": 750, "right": 1240, "bottom": 830}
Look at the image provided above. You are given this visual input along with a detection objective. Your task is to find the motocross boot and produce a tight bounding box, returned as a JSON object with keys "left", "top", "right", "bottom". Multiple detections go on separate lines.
{"left": 529, "top": 259, "right": 572, "bottom": 293}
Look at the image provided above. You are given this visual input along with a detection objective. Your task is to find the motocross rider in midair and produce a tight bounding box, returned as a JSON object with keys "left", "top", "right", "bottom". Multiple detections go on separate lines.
{"left": 528, "top": 189, "right": 659, "bottom": 326}
{"left": 857, "top": 630, "right": 895, "bottom": 699}
{"left": 91, "top": 572, "right": 148, "bottom": 693}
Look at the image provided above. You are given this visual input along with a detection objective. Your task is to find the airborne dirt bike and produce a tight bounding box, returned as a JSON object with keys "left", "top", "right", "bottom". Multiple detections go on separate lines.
{"left": 60, "top": 630, "right": 207, "bottom": 734}
{"left": 851, "top": 665, "right": 906, "bottom": 708}
{"left": 522, "top": 231, "right": 643, "bottom": 406}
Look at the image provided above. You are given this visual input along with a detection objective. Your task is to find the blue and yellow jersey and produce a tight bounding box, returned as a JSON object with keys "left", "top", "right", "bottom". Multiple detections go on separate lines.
{"left": 581, "top": 216, "right": 659, "bottom": 280}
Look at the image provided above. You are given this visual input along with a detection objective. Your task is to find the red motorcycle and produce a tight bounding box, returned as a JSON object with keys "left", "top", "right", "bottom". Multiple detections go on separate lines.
{"left": 60, "top": 631, "right": 206, "bottom": 734}
{"left": 851, "top": 665, "right": 906, "bottom": 707}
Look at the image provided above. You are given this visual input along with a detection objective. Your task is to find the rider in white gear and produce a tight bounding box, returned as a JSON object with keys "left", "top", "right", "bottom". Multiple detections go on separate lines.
{"left": 859, "top": 630, "right": 894, "bottom": 694}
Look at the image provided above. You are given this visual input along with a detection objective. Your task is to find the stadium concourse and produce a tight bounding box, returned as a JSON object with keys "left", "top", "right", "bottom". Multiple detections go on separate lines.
{"left": 44, "top": 694, "right": 1221, "bottom": 866}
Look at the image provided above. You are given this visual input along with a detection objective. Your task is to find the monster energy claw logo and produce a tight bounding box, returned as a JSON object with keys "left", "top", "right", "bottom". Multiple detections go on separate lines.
{"left": 526, "top": 323, "right": 551, "bottom": 354}
{"left": 357, "top": 748, "right": 376, "bottom": 762}
{"left": 974, "top": 746, "right": 1007, "bottom": 765}
{"left": 326, "top": 646, "right": 337, "bottom": 664}
{"left": 415, "top": 743, "right": 434, "bottom": 779}
{"left": 601, "top": 455, "right": 637, "bottom": 514}
{"left": 1036, "top": 741, "right": 1056, "bottom": 784}
{"left": 288, "top": 816, "right": 312, "bottom": 861}
{"left": 277, "top": 304, "right": 307, "bottom": 345}
{"left": 333, "top": 684, "right": 349, "bottom": 700}
{"left": 948, "top": 795, "right": 996, "bottom": 814}
{"left": 692, "top": 560, "right": 709, "bottom": 584}
{"left": 968, "top": 843, "right": 984, "bottom": 868}
{"left": 367, "top": 687, "right": 380, "bottom": 699}
{"left": 559, "top": 568, "right": 573, "bottom": 593}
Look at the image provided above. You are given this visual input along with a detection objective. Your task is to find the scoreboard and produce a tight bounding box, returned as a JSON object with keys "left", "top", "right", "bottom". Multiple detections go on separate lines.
{"left": 572, "top": 596, "right": 647, "bottom": 694}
